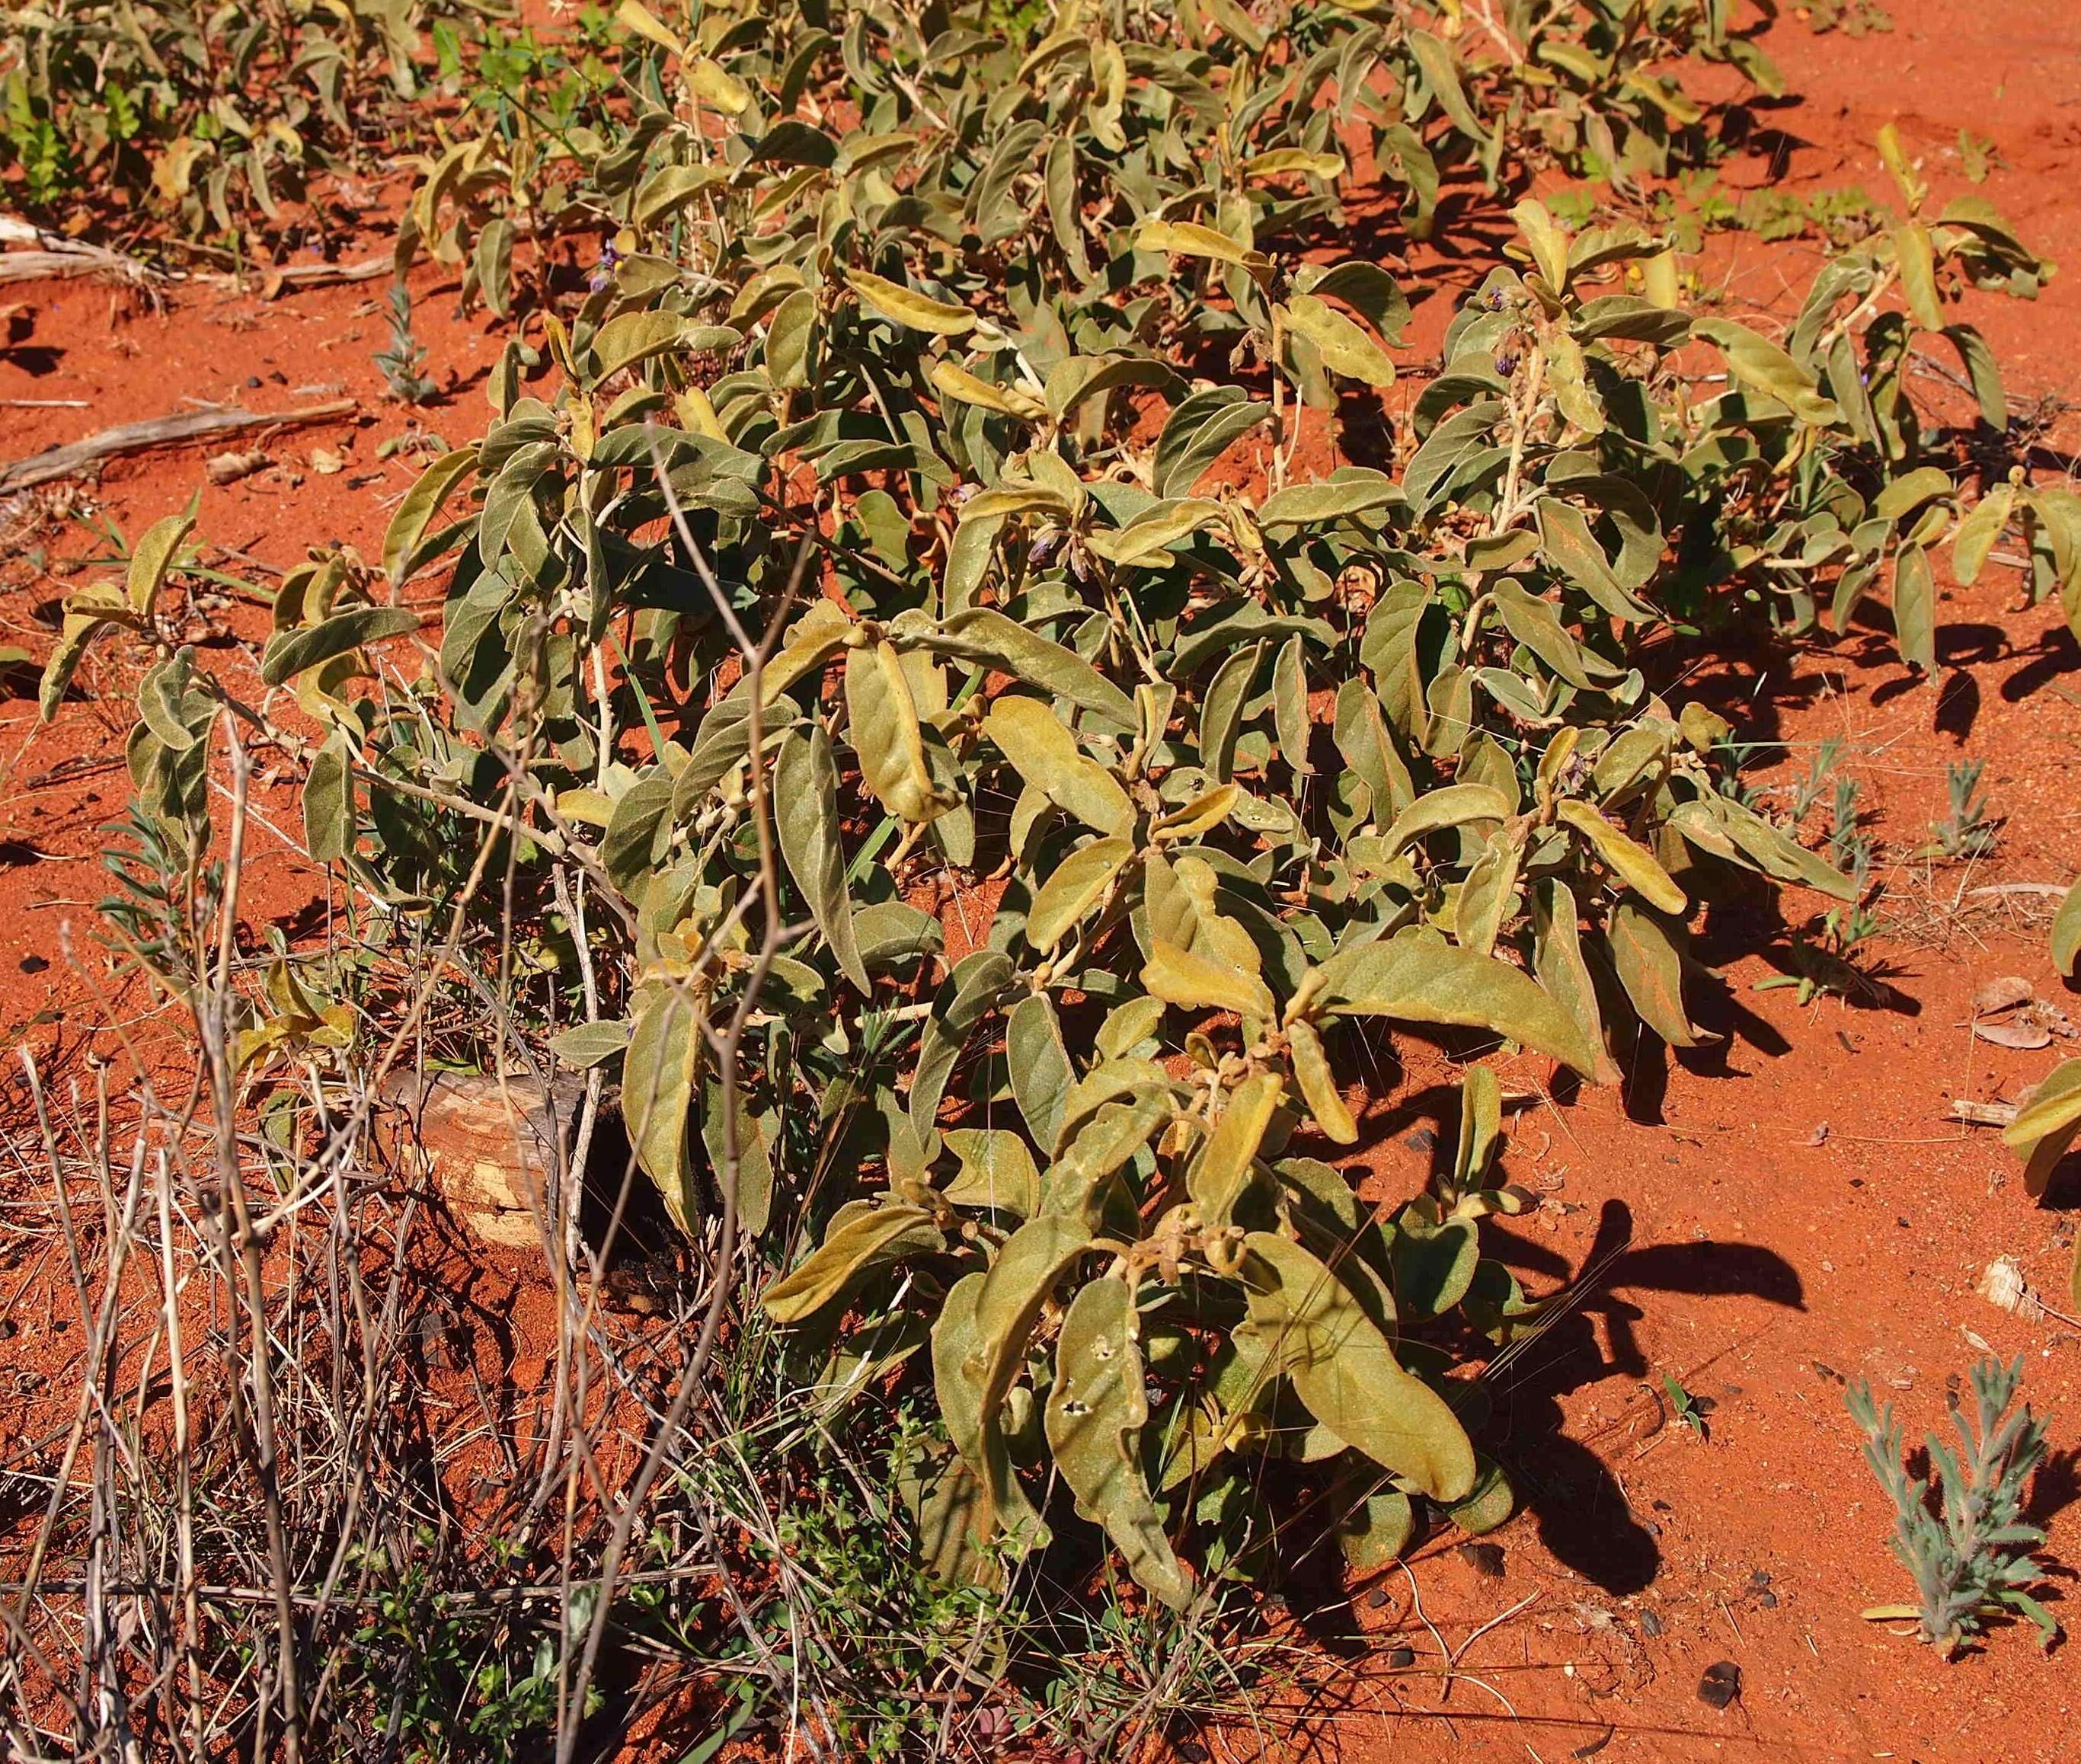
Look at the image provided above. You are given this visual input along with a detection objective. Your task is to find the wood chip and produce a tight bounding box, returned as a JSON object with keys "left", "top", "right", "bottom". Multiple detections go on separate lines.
{"left": 1949, "top": 1098, "right": 2019, "bottom": 1127}
{"left": 205, "top": 448, "right": 270, "bottom": 486}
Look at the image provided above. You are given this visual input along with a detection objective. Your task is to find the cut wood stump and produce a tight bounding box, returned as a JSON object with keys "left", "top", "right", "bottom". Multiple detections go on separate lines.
{"left": 379, "top": 1069, "right": 572, "bottom": 1251}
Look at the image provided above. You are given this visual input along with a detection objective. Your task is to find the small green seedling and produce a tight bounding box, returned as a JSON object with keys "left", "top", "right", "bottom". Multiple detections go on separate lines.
{"left": 1847, "top": 1357, "right": 2059, "bottom": 1656}
{"left": 1663, "top": 1374, "right": 1712, "bottom": 1439}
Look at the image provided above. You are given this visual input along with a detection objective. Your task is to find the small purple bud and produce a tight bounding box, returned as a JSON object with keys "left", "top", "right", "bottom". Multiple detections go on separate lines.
{"left": 1494, "top": 352, "right": 1518, "bottom": 377}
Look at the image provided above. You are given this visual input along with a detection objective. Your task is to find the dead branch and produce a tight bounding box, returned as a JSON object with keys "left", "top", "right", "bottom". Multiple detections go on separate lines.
{"left": 0, "top": 400, "right": 358, "bottom": 492}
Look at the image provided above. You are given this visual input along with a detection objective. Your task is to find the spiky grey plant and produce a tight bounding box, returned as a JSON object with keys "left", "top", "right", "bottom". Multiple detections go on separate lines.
{"left": 1846, "top": 1357, "right": 2058, "bottom": 1655}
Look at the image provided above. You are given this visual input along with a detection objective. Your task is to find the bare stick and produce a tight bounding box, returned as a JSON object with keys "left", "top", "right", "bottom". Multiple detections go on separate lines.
{"left": 0, "top": 400, "right": 356, "bottom": 492}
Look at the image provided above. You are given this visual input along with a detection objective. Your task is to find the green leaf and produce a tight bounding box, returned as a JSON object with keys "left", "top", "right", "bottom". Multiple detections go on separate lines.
{"left": 919, "top": 607, "right": 1138, "bottom": 730}
{"left": 1692, "top": 318, "right": 1843, "bottom": 426}
{"left": 1046, "top": 1277, "right": 1194, "bottom": 1611}
{"left": 126, "top": 501, "right": 197, "bottom": 617}
{"left": 589, "top": 311, "right": 708, "bottom": 384}
{"left": 1272, "top": 634, "right": 1312, "bottom": 779}
{"left": 1893, "top": 545, "right": 1937, "bottom": 673}
{"left": 761, "top": 1202, "right": 943, "bottom": 1323}
{"left": 1389, "top": 1213, "right": 1478, "bottom": 1318}
{"left": 845, "top": 269, "right": 976, "bottom": 336}
{"left": 548, "top": 1019, "right": 632, "bottom": 1069}
{"left": 934, "top": 1270, "right": 1046, "bottom": 1548}
{"left": 1188, "top": 1071, "right": 1283, "bottom": 1226}
{"left": 970, "top": 1216, "right": 1091, "bottom": 1542}
{"left": 986, "top": 695, "right": 1133, "bottom": 836}
{"left": 2002, "top": 1059, "right": 2081, "bottom": 1199}
{"left": 383, "top": 445, "right": 480, "bottom": 583}
{"left": 1027, "top": 836, "right": 1133, "bottom": 952}
{"left": 622, "top": 979, "right": 702, "bottom": 1231}
{"left": 943, "top": 1129, "right": 1041, "bottom": 1216}
{"left": 1008, "top": 992, "right": 1074, "bottom": 1151}
{"left": 260, "top": 606, "right": 424, "bottom": 688}
{"left": 1316, "top": 927, "right": 1601, "bottom": 1079}
{"left": 2053, "top": 880, "right": 2081, "bottom": 979}
{"left": 302, "top": 733, "right": 354, "bottom": 864}
{"left": 1239, "top": 1231, "right": 1475, "bottom": 1501}
{"left": 1530, "top": 878, "right": 1617, "bottom": 1085}
{"left": 1555, "top": 800, "right": 1686, "bottom": 913}
{"left": 775, "top": 726, "right": 872, "bottom": 995}
{"left": 1258, "top": 469, "right": 1401, "bottom": 529}
{"left": 846, "top": 640, "right": 957, "bottom": 823}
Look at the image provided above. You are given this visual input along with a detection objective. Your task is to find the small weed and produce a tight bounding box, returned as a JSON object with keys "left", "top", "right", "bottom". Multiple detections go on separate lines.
{"left": 1923, "top": 758, "right": 2001, "bottom": 861}
{"left": 1958, "top": 129, "right": 2000, "bottom": 184}
{"left": 1846, "top": 1357, "right": 2059, "bottom": 1655}
{"left": 375, "top": 283, "right": 440, "bottom": 406}
{"left": 1664, "top": 1373, "right": 1713, "bottom": 1439}
{"left": 1792, "top": 735, "right": 1848, "bottom": 823}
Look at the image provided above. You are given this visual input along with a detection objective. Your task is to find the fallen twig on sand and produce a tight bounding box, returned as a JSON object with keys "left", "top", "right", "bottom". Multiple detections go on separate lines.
{"left": 0, "top": 217, "right": 162, "bottom": 289}
{"left": 0, "top": 401, "right": 358, "bottom": 492}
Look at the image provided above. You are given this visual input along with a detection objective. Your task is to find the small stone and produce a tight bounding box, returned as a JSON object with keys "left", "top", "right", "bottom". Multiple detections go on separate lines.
{"left": 1386, "top": 1645, "right": 1416, "bottom": 1670}
{"left": 1367, "top": 1586, "right": 1394, "bottom": 1609}
{"left": 18, "top": 954, "right": 48, "bottom": 974}
{"left": 1639, "top": 1609, "right": 1663, "bottom": 1638}
{"left": 1697, "top": 1661, "right": 1741, "bottom": 1710}
{"left": 1459, "top": 1540, "right": 1506, "bottom": 1579}
{"left": 245, "top": 375, "right": 261, "bottom": 388}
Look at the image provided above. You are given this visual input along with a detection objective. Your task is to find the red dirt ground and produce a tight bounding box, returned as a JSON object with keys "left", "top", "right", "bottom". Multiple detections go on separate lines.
{"left": 2, "top": 4, "right": 2079, "bottom": 1762}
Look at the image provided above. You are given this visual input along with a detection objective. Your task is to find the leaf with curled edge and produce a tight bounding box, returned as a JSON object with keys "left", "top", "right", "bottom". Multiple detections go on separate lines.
{"left": 2002, "top": 1059, "right": 2081, "bottom": 1199}
{"left": 622, "top": 979, "right": 702, "bottom": 1232}
{"left": 1007, "top": 992, "right": 1074, "bottom": 1152}
{"left": 1286, "top": 1018, "right": 1357, "bottom": 1144}
{"left": 775, "top": 727, "right": 871, "bottom": 995}
{"left": 1280, "top": 295, "right": 1395, "bottom": 387}
{"left": 1037, "top": 1094, "right": 1172, "bottom": 1226}
{"left": 1379, "top": 782, "right": 1512, "bottom": 858}
{"left": 1028, "top": 835, "right": 1134, "bottom": 952}
{"left": 986, "top": 695, "right": 1133, "bottom": 836}
{"left": 846, "top": 639, "right": 957, "bottom": 824}
{"left": 942, "top": 1129, "right": 1041, "bottom": 1217}
{"left": 1238, "top": 1231, "right": 1475, "bottom": 1501}
{"left": 1555, "top": 800, "right": 1686, "bottom": 914}
{"left": 126, "top": 500, "right": 197, "bottom": 617}
{"left": 760, "top": 1201, "right": 943, "bottom": 1323}
{"left": 1315, "top": 926, "right": 1602, "bottom": 1079}
{"left": 1143, "top": 937, "right": 1277, "bottom": 1027}
{"left": 1606, "top": 900, "right": 1712, "bottom": 1048}
{"left": 967, "top": 1216, "right": 1091, "bottom": 1547}
{"left": 845, "top": 268, "right": 976, "bottom": 336}
{"left": 1187, "top": 1070, "right": 1283, "bottom": 1226}
{"left": 1046, "top": 1277, "right": 1194, "bottom": 1612}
